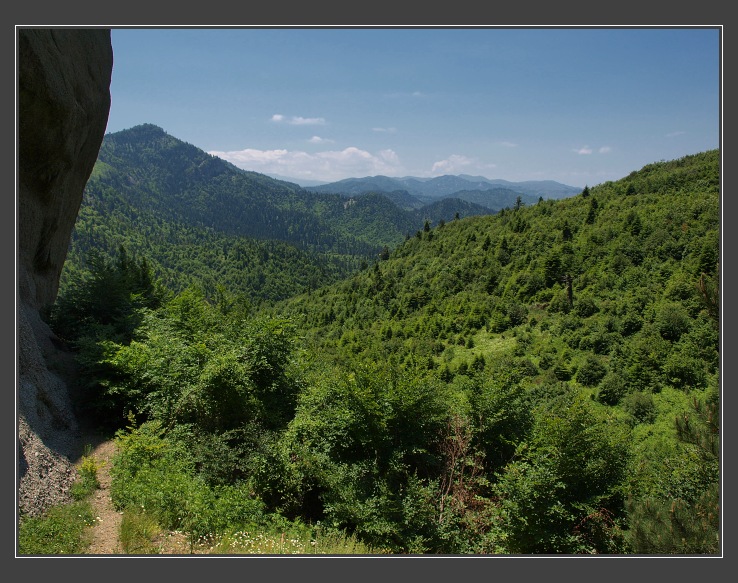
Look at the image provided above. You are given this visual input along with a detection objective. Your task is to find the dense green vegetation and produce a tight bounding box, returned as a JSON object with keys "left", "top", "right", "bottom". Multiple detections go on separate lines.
{"left": 46, "top": 148, "right": 720, "bottom": 554}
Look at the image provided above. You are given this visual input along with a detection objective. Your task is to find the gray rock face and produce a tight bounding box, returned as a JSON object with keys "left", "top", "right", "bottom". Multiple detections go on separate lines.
{"left": 17, "top": 28, "right": 113, "bottom": 518}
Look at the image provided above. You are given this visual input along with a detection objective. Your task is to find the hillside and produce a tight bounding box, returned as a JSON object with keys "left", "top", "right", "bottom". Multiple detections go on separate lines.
{"left": 261, "top": 149, "right": 720, "bottom": 552}
{"left": 270, "top": 152, "right": 720, "bottom": 392}
{"left": 64, "top": 124, "right": 500, "bottom": 302}
{"left": 43, "top": 148, "right": 720, "bottom": 556}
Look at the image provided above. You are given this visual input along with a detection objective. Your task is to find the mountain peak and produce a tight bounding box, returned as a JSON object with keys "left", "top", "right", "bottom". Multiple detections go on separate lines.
{"left": 108, "top": 123, "right": 167, "bottom": 136}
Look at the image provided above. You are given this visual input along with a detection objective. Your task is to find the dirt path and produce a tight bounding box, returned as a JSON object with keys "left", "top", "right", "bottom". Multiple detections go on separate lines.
{"left": 78, "top": 434, "right": 194, "bottom": 555}
{"left": 83, "top": 438, "right": 123, "bottom": 555}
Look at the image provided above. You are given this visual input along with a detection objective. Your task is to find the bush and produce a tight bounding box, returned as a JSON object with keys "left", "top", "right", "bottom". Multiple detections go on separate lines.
{"left": 597, "top": 372, "right": 628, "bottom": 405}
{"left": 576, "top": 355, "right": 608, "bottom": 387}
{"left": 654, "top": 302, "right": 691, "bottom": 341}
{"left": 663, "top": 350, "right": 707, "bottom": 390}
{"left": 492, "top": 393, "right": 630, "bottom": 554}
{"left": 507, "top": 302, "right": 529, "bottom": 326}
{"left": 70, "top": 450, "right": 101, "bottom": 500}
{"left": 549, "top": 289, "right": 572, "bottom": 314}
{"left": 619, "top": 311, "right": 643, "bottom": 336}
{"left": 538, "top": 352, "right": 555, "bottom": 370}
{"left": 488, "top": 311, "right": 509, "bottom": 333}
{"left": 623, "top": 392, "right": 657, "bottom": 425}
{"left": 553, "top": 359, "right": 574, "bottom": 381}
{"left": 574, "top": 295, "right": 599, "bottom": 318}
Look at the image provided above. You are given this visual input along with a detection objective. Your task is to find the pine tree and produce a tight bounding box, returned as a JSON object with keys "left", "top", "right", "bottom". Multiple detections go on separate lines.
{"left": 625, "top": 392, "right": 720, "bottom": 554}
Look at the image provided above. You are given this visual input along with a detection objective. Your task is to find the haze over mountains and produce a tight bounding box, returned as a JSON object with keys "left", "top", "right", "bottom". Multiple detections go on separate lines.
{"left": 304, "top": 173, "right": 581, "bottom": 207}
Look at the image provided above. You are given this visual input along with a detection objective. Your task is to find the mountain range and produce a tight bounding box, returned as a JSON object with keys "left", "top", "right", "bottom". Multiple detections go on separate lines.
{"left": 70, "top": 123, "right": 559, "bottom": 301}
{"left": 304, "top": 173, "right": 581, "bottom": 210}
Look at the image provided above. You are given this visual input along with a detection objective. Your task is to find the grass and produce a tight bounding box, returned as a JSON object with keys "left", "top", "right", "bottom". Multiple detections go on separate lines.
{"left": 17, "top": 501, "right": 96, "bottom": 555}
{"left": 116, "top": 513, "right": 389, "bottom": 555}
{"left": 120, "top": 509, "right": 163, "bottom": 554}
{"left": 17, "top": 445, "right": 100, "bottom": 555}
{"left": 199, "top": 524, "right": 389, "bottom": 555}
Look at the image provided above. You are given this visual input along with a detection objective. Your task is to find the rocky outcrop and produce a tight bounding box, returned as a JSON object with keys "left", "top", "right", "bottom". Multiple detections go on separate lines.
{"left": 17, "top": 28, "right": 113, "bottom": 518}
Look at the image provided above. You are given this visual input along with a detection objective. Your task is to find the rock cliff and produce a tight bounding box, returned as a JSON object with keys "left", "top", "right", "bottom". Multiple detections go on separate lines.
{"left": 17, "top": 28, "right": 113, "bottom": 518}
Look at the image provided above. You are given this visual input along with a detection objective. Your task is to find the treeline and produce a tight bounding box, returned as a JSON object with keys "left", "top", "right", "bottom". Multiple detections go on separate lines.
{"left": 45, "top": 149, "right": 720, "bottom": 554}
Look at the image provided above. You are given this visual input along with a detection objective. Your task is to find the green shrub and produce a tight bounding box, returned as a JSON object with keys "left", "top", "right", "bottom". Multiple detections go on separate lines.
{"left": 538, "top": 351, "right": 556, "bottom": 370}
{"left": 623, "top": 392, "right": 657, "bottom": 425}
{"left": 493, "top": 393, "right": 631, "bottom": 554}
{"left": 70, "top": 450, "right": 101, "bottom": 501}
{"left": 597, "top": 372, "right": 628, "bottom": 405}
{"left": 663, "top": 350, "right": 707, "bottom": 390}
{"left": 553, "top": 359, "right": 573, "bottom": 381}
{"left": 619, "top": 311, "right": 643, "bottom": 336}
{"left": 576, "top": 355, "right": 608, "bottom": 387}
{"left": 654, "top": 302, "right": 691, "bottom": 342}
{"left": 574, "top": 295, "right": 599, "bottom": 318}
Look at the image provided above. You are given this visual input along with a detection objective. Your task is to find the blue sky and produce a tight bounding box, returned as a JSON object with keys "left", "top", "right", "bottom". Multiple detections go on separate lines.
{"left": 106, "top": 26, "right": 721, "bottom": 188}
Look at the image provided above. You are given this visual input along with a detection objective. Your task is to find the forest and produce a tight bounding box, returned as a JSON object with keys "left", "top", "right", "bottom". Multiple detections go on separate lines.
{"left": 37, "top": 138, "right": 720, "bottom": 554}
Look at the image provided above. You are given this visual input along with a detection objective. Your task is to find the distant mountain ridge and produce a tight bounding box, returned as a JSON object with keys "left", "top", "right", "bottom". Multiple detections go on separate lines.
{"left": 305, "top": 173, "right": 582, "bottom": 207}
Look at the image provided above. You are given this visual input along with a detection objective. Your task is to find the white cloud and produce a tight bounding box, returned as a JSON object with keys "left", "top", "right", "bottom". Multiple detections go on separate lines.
{"left": 292, "top": 116, "right": 326, "bottom": 125}
{"left": 372, "top": 127, "right": 397, "bottom": 134}
{"left": 575, "top": 146, "right": 593, "bottom": 155}
{"left": 384, "top": 91, "right": 425, "bottom": 99}
{"left": 498, "top": 141, "right": 518, "bottom": 148}
{"left": 271, "top": 114, "right": 326, "bottom": 125}
{"left": 209, "top": 146, "right": 404, "bottom": 182}
{"left": 430, "top": 154, "right": 476, "bottom": 175}
{"left": 666, "top": 131, "right": 686, "bottom": 138}
{"left": 598, "top": 146, "right": 612, "bottom": 154}
{"left": 309, "top": 136, "right": 334, "bottom": 144}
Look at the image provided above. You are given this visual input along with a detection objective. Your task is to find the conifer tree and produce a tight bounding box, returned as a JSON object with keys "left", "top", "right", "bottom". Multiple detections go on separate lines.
{"left": 624, "top": 391, "right": 720, "bottom": 554}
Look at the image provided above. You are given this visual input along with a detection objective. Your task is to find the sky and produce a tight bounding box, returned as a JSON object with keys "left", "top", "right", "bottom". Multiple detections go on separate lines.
{"left": 105, "top": 26, "right": 721, "bottom": 188}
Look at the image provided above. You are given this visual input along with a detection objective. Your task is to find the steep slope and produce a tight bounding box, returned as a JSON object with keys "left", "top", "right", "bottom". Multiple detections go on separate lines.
{"left": 256, "top": 149, "right": 719, "bottom": 553}
{"left": 51, "top": 148, "right": 719, "bottom": 555}
{"left": 85, "top": 124, "right": 364, "bottom": 251}
{"left": 272, "top": 150, "right": 720, "bottom": 383}
{"left": 18, "top": 28, "right": 113, "bottom": 519}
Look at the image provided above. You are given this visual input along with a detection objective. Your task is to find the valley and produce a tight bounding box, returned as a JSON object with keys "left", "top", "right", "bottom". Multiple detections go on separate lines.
{"left": 37, "top": 130, "right": 721, "bottom": 554}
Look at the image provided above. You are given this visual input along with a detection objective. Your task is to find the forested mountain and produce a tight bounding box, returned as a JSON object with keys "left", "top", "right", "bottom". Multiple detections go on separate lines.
{"left": 306, "top": 175, "right": 412, "bottom": 197}
{"left": 64, "top": 124, "right": 499, "bottom": 302}
{"left": 48, "top": 147, "right": 720, "bottom": 555}
{"left": 462, "top": 176, "right": 586, "bottom": 199}
{"left": 444, "top": 188, "right": 540, "bottom": 211}
{"left": 306, "top": 173, "right": 581, "bottom": 203}
{"left": 260, "top": 149, "right": 720, "bottom": 553}
{"left": 276, "top": 149, "right": 719, "bottom": 389}
{"left": 372, "top": 189, "right": 426, "bottom": 211}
